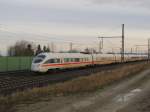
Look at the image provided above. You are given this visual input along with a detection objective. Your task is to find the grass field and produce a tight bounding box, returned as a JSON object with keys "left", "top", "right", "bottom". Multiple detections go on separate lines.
{"left": 0, "top": 57, "right": 33, "bottom": 72}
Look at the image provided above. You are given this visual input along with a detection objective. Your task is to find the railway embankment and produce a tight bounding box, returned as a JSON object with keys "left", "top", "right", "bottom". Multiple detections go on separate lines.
{"left": 0, "top": 62, "right": 150, "bottom": 112}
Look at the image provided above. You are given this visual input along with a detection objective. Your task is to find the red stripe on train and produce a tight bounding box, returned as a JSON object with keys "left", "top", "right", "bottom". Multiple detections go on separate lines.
{"left": 41, "top": 61, "right": 93, "bottom": 67}
{"left": 41, "top": 60, "right": 111, "bottom": 67}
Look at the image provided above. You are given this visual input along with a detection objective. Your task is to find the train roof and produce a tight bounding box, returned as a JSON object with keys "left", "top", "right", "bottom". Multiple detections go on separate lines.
{"left": 38, "top": 53, "right": 116, "bottom": 58}
{"left": 38, "top": 53, "right": 91, "bottom": 58}
{"left": 37, "top": 52, "right": 147, "bottom": 59}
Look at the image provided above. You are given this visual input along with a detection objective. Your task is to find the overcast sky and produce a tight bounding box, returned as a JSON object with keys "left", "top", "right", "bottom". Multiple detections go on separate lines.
{"left": 0, "top": 0, "right": 150, "bottom": 55}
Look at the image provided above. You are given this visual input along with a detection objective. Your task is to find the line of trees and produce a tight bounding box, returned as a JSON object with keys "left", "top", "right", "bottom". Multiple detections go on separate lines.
{"left": 7, "top": 40, "right": 98, "bottom": 56}
{"left": 7, "top": 40, "right": 50, "bottom": 56}
{"left": 35, "top": 44, "right": 50, "bottom": 55}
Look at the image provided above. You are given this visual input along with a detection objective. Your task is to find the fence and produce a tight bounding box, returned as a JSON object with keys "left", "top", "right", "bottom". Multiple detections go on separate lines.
{"left": 0, "top": 56, "right": 33, "bottom": 72}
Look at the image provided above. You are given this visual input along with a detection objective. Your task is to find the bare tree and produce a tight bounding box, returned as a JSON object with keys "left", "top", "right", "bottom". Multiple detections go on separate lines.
{"left": 7, "top": 40, "right": 34, "bottom": 56}
{"left": 83, "top": 48, "right": 97, "bottom": 54}
{"left": 43, "top": 45, "right": 47, "bottom": 52}
{"left": 42, "top": 45, "right": 51, "bottom": 53}
{"left": 46, "top": 46, "right": 50, "bottom": 52}
{"left": 84, "top": 48, "right": 90, "bottom": 53}
{"left": 7, "top": 46, "right": 15, "bottom": 56}
{"left": 25, "top": 44, "right": 34, "bottom": 56}
{"left": 46, "top": 45, "right": 51, "bottom": 52}
{"left": 35, "top": 44, "right": 43, "bottom": 55}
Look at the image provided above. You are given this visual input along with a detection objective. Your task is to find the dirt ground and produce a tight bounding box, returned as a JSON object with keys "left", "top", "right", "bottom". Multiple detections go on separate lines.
{"left": 117, "top": 81, "right": 150, "bottom": 112}
{"left": 16, "top": 69, "right": 150, "bottom": 112}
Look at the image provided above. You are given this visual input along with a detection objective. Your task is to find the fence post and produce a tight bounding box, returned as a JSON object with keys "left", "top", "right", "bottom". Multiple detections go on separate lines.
{"left": 30, "top": 56, "right": 32, "bottom": 71}
{"left": 19, "top": 56, "right": 21, "bottom": 70}
{"left": 6, "top": 56, "right": 8, "bottom": 72}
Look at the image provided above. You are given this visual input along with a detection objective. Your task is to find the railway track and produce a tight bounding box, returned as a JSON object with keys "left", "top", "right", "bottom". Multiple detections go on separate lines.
{"left": 0, "top": 60, "right": 148, "bottom": 95}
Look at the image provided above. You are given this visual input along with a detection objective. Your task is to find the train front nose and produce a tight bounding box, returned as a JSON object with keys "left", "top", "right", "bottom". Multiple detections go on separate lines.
{"left": 31, "top": 64, "right": 40, "bottom": 72}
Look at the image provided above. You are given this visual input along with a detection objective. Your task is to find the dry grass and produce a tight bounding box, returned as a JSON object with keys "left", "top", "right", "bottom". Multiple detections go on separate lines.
{"left": 0, "top": 62, "right": 149, "bottom": 112}
{"left": 49, "top": 63, "right": 148, "bottom": 94}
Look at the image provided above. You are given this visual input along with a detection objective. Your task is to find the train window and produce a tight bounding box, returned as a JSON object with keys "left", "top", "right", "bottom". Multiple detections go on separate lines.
{"left": 60, "top": 59, "right": 63, "bottom": 63}
{"left": 86, "top": 58, "right": 89, "bottom": 61}
{"left": 64, "top": 58, "right": 70, "bottom": 62}
{"left": 55, "top": 59, "right": 60, "bottom": 63}
{"left": 64, "top": 58, "right": 67, "bottom": 62}
{"left": 75, "top": 58, "right": 80, "bottom": 62}
{"left": 69, "top": 58, "right": 71, "bottom": 62}
{"left": 83, "top": 58, "right": 85, "bottom": 62}
{"left": 70, "top": 58, "right": 74, "bottom": 62}
{"left": 37, "top": 55, "right": 46, "bottom": 59}
{"left": 34, "top": 59, "right": 43, "bottom": 63}
{"left": 45, "top": 59, "right": 54, "bottom": 63}
{"left": 45, "top": 59, "right": 60, "bottom": 64}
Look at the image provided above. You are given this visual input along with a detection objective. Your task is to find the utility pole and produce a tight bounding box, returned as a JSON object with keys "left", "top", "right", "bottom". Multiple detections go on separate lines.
{"left": 135, "top": 44, "right": 147, "bottom": 55}
{"left": 112, "top": 48, "right": 114, "bottom": 54}
{"left": 99, "top": 41, "right": 101, "bottom": 53}
{"left": 121, "top": 24, "right": 125, "bottom": 62}
{"left": 98, "top": 38, "right": 103, "bottom": 53}
{"left": 130, "top": 48, "right": 133, "bottom": 54}
{"left": 148, "top": 39, "right": 150, "bottom": 61}
{"left": 70, "top": 42, "right": 73, "bottom": 52}
{"left": 98, "top": 24, "right": 125, "bottom": 62}
{"left": 135, "top": 46, "right": 138, "bottom": 54}
{"left": 51, "top": 42, "right": 54, "bottom": 53}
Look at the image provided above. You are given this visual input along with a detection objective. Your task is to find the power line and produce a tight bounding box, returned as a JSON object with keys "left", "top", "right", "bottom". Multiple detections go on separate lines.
{"left": 98, "top": 24, "right": 125, "bottom": 62}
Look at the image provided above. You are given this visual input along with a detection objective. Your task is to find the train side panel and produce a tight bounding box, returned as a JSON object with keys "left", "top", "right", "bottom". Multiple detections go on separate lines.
{"left": 31, "top": 53, "right": 147, "bottom": 73}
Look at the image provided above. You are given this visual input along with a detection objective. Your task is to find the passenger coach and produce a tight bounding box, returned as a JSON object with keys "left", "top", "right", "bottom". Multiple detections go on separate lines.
{"left": 31, "top": 53, "right": 147, "bottom": 73}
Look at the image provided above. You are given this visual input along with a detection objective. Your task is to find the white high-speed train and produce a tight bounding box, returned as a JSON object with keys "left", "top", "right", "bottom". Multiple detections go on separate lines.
{"left": 31, "top": 53, "right": 147, "bottom": 73}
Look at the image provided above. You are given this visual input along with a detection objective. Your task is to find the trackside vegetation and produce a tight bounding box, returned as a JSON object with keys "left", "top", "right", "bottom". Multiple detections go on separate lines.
{"left": 0, "top": 62, "right": 149, "bottom": 112}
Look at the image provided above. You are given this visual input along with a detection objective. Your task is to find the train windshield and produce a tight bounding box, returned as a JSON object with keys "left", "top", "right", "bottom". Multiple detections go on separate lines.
{"left": 37, "top": 55, "right": 46, "bottom": 59}
{"left": 34, "top": 59, "right": 43, "bottom": 63}
{"left": 33, "top": 55, "right": 46, "bottom": 63}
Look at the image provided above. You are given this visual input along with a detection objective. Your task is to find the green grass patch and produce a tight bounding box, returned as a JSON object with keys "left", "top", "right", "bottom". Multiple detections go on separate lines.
{"left": 0, "top": 57, "right": 33, "bottom": 72}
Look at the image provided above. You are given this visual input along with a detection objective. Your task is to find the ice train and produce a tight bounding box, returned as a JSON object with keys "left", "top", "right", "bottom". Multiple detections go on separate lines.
{"left": 31, "top": 53, "right": 147, "bottom": 73}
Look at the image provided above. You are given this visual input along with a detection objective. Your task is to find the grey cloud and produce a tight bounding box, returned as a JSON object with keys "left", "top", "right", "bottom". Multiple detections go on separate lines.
{"left": 90, "top": 0, "right": 150, "bottom": 8}
{"left": 0, "top": 0, "right": 149, "bottom": 30}
{"left": 0, "top": 0, "right": 149, "bottom": 27}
